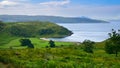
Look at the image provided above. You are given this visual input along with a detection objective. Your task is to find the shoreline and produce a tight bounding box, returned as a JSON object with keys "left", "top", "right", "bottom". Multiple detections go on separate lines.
{"left": 40, "top": 38, "right": 81, "bottom": 43}
{"left": 40, "top": 38, "right": 50, "bottom": 41}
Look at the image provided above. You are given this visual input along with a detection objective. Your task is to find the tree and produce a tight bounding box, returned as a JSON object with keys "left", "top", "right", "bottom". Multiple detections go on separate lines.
{"left": 38, "top": 28, "right": 54, "bottom": 35}
{"left": 49, "top": 40, "right": 55, "bottom": 47}
{"left": 19, "top": 39, "right": 34, "bottom": 48}
{"left": 105, "top": 29, "right": 120, "bottom": 57}
{"left": 82, "top": 40, "right": 95, "bottom": 53}
{"left": 0, "top": 21, "right": 5, "bottom": 31}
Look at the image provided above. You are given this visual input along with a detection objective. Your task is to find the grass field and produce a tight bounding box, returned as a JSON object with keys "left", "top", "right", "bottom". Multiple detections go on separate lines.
{"left": 0, "top": 44, "right": 120, "bottom": 68}
{"left": 0, "top": 36, "right": 120, "bottom": 68}
{"left": 0, "top": 37, "right": 75, "bottom": 49}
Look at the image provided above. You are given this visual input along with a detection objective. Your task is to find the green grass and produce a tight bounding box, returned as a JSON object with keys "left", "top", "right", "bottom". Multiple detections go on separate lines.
{"left": 0, "top": 32, "right": 17, "bottom": 46}
{"left": 0, "top": 38, "right": 74, "bottom": 49}
{"left": 0, "top": 46, "right": 120, "bottom": 68}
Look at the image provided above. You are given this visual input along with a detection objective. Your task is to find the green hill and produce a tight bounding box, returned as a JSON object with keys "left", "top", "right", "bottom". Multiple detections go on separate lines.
{"left": 0, "top": 21, "right": 72, "bottom": 45}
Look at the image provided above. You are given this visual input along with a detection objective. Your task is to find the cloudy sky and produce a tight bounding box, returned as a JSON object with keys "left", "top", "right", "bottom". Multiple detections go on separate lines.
{"left": 0, "top": 0, "right": 120, "bottom": 20}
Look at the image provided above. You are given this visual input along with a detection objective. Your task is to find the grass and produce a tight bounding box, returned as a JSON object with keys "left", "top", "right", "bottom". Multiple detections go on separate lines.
{"left": 0, "top": 37, "right": 75, "bottom": 49}
{"left": 0, "top": 45, "right": 120, "bottom": 68}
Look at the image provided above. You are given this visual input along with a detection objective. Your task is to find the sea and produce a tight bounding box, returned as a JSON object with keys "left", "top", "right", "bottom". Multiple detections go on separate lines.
{"left": 49, "top": 21, "right": 120, "bottom": 42}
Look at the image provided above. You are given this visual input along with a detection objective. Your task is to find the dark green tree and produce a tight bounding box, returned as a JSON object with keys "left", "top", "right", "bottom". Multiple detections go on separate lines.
{"left": 105, "top": 29, "right": 120, "bottom": 57}
{"left": 19, "top": 39, "right": 34, "bottom": 48}
{"left": 38, "top": 28, "right": 54, "bottom": 35}
{"left": 49, "top": 40, "right": 55, "bottom": 47}
{"left": 83, "top": 40, "right": 95, "bottom": 53}
{"left": 0, "top": 21, "right": 5, "bottom": 31}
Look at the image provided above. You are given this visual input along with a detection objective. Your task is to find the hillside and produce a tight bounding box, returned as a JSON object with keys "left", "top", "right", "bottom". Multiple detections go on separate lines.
{"left": 0, "top": 21, "right": 72, "bottom": 45}
{"left": 0, "top": 15, "right": 109, "bottom": 23}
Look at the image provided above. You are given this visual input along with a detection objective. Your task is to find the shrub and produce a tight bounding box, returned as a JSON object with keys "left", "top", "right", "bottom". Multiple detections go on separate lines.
{"left": 83, "top": 40, "right": 95, "bottom": 53}
{"left": 19, "top": 38, "right": 34, "bottom": 48}
{"left": 105, "top": 29, "right": 120, "bottom": 57}
{"left": 49, "top": 40, "right": 55, "bottom": 48}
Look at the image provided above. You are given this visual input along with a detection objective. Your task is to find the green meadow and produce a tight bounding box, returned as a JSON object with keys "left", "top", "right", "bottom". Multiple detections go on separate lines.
{"left": 0, "top": 38, "right": 74, "bottom": 49}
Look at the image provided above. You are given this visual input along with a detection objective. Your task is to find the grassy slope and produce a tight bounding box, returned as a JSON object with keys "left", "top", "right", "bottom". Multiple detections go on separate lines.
{"left": 0, "top": 32, "right": 16, "bottom": 46}
{"left": 0, "top": 43, "right": 120, "bottom": 68}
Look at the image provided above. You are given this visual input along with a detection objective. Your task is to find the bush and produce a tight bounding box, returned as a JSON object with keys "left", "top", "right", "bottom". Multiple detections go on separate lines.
{"left": 49, "top": 40, "right": 55, "bottom": 48}
{"left": 82, "top": 40, "right": 95, "bottom": 53}
{"left": 19, "top": 38, "right": 34, "bottom": 48}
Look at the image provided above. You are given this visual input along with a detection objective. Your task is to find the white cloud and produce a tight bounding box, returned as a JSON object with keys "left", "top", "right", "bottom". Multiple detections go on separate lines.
{"left": 0, "top": 0, "right": 29, "bottom": 7}
{"left": 0, "top": 0, "right": 18, "bottom": 6}
{"left": 39, "top": 0, "right": 70, "bottom": 6}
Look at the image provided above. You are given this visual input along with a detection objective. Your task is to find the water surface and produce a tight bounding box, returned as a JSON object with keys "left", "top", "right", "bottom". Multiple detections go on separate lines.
{"left": 50, "top": 21, "right": 120, "bottom": 42}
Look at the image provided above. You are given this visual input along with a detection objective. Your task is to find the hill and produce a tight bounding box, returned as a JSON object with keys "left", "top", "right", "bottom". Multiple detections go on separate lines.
{"left": 109, "top": 19, "right": 120, "bottom": 22}
{"left": 0, "top": 15, "right": 109, "bottom": 23}
{"left": 0, "top": 21, "right": 72, "bottom": 45}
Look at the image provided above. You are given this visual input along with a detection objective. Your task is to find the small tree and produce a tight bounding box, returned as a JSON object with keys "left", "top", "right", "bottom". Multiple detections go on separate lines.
{"left": 19, "top": 38, "right": 34, "bottom": 48}
{"left": 105, "top": 29, "right": 120, "bottom": 57}
{"left": 49, "top": 40, "right": 55, "bottom": 47}
{"left": 83, "top": 40, "right": 95, "bottom": 53}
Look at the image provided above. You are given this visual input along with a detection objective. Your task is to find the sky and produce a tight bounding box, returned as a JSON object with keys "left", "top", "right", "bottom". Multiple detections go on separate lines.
{"left": 0, "top": 0, "right": 120, "bottom": 20}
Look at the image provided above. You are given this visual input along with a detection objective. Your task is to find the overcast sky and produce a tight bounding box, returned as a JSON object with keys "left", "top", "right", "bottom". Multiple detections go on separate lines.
{"left": 0, "top": 0, "right": 120, "bottom": 20}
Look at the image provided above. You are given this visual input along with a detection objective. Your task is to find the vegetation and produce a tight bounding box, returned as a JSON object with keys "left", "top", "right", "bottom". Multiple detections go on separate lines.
{"left": 83, "top": 40, "right": 95, "bottom": 53}
{"left": 105, "top": 29, "right": 120, "bottom": 57}
{"left": 0, "top": 21, "right": 72, "bottom": 46}
{"left": 49, "top": 40, "right": 55, "bottom": 48}
{"left": 20, "top": 38, "right": 34, "bottom": 48}
{"left": 7, "top": 21, "right": 72, "bottom": 37}
{"left": 0, "top": 35, "right": 120, "bottom": 68}
{"left": 0, "top": 42, "right": 120, "bottom": 68}
{"left": 0, "top": 21, "right": 5, "bottom": 31}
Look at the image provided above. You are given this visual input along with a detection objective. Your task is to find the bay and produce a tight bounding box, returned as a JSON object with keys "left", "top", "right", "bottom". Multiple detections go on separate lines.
{"left": 49, "top": 21, "right": 120, "bottom": 42}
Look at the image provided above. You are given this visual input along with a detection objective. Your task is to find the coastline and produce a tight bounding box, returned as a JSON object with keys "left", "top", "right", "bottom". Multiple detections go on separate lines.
{"left": 40, "top": 38, "right": 50, "bottom": 41}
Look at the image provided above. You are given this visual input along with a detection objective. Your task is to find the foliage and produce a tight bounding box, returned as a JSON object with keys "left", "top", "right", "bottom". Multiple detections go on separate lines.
{"left": 5, "top": 21, "right": 72, "bottom": 37}
{"left": 19, "top": 38, "right": 34, "bottom": 48}
{"left": 0, "top": 36, "right": 120, "bottom": 68}
{"left": 82, "top": 40, "right": 95, "bottom": 53}
{"left": 38, "top": 28, "right": 54, "bottom": 35}
{"left": 105, "top": 29, "right": 120, "bottom": 57}
{"left": 49, "top": 40, "right": 55, "bottom": 47}
{"left": 0, "top": 44, "right": 120, "bottom": 68}
{"left": 0, "top": 21, "right": 5, "bottom": 31}
{"left": 0, "top": 21, "right": 72, "bottom": 46}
